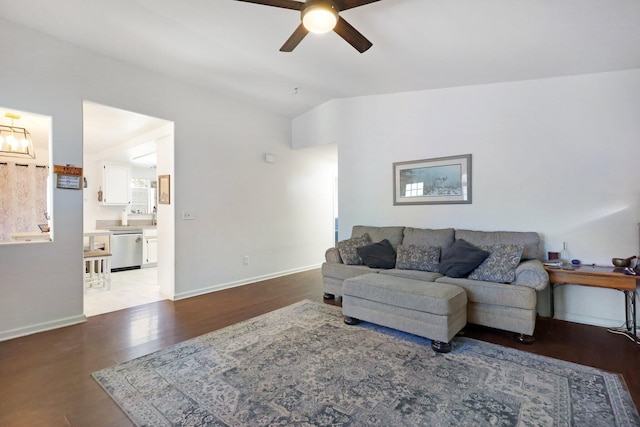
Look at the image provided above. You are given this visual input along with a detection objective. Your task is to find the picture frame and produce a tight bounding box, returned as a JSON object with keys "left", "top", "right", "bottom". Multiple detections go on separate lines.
{"left": 393, "top": 154, "right": 472, "bottom": 205}
{"left": 56, "top": 174, "right": 82, "bottom": 190}
{"left": 158, "top": 174, "right": 170, "bottom": 205}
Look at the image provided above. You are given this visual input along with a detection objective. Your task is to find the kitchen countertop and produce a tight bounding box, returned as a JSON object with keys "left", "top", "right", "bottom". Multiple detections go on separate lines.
{"left": 100, "top": 225, "right": 157, "bottom": 231}
{"left": 84, "top": 229, "right": 114, "bottom": 235}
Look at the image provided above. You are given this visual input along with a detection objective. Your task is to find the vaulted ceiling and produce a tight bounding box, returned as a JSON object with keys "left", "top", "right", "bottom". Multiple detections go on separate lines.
{"left": 1, "top": 0, "right": 639, "bottom": 119}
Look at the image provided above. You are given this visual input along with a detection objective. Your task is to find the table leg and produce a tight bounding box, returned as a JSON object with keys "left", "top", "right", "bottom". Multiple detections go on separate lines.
{"left": 549, "top": 283, "right": 555, "bottom": 318}
{"left": 625, "top": 291, "right": 630, "bottom": 330}
{"left": 623, "top": 290, "right": 637, "bottom": 336}
{"left": 633, "top": 291, "right": 637, "bottom": 337}
{"left": 627, "top": 290, "right": 637, "bottom": 337}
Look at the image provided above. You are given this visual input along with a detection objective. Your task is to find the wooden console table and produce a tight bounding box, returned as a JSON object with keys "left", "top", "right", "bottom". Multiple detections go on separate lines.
{"left": 545, "top": 265, "right": 638, "bottom": 337}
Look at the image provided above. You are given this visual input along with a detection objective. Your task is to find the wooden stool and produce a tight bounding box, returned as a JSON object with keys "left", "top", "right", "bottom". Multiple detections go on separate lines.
{"left": 84, "top": 250, "right": 112, "bottom": 290}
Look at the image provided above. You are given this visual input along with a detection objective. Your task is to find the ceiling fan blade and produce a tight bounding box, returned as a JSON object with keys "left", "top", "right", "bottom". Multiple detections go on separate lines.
{"left": 280, "top": 24, "right": 309, "bottom": 52}
{"left": 335, "top": 0, "right": 380, "bottom": 11}
{"left": 234, "top": 0, "right": 303, "bottom": 11}
{"left": 333, "top": 16, "right": 373, "bottom": 53}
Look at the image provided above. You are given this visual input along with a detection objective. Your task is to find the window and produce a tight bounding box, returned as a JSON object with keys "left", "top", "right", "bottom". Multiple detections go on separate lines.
{"left": 404, "top": 182, "right": 423, "bottom": 197}
{"left": 130, "top": 178, "right": 156, "bottom": 214}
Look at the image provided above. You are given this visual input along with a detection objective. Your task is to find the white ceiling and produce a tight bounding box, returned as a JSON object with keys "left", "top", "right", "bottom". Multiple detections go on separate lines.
{"left": 1, "top": 0, "right": 639, "bottom": 121}
{"left": 82, "top": 102, "right": 169, "bottom": 165}
{"left": 2, "top": 0, "right": 640, "bottom": 164}
{"left": 1, "top": 103, "right": 168, "bottom": 166}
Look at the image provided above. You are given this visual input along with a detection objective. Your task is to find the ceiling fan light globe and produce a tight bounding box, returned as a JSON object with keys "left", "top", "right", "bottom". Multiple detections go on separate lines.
{"left": 302, "top": 4, "right": 338, "bottom": 34}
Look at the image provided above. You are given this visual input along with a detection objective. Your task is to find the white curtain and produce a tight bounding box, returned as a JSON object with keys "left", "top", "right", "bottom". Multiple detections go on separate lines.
{"left": 0, "top": 162, "right": 49, "bottom": 242}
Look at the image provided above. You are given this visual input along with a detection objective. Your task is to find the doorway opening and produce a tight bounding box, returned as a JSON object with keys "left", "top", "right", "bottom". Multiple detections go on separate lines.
{"left": 82, "top": 101, "right": 175, "bottom": 316}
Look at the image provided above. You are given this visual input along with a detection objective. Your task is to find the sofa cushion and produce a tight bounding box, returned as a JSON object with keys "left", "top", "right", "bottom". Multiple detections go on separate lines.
{"left": 435, "top": 276, "right": 536, "bottom": 310}
{"left": 468, "top": 244, "right": 524, "bottom": 283}
{"left": 357, "top": 239, "right": 397, "bottom": 269}
{"left": 402, "top": 227, "right": 455, "bottom": 251}
{"left": 455, "top": 229, "right": 540, "bottom": 261}
{"left": 321, "top": 262, "right": 381, "bottom": 281}
{"left": 379, "top": 269, "right": 442, "bottom": 283}
{"left": 438, "top": 239, "right": 490, "bottom": 278}
{"left": 396, "top": 245, "right": 440, "bottom": 272}
{"left": 352, "top": 226, "right": 405, "bottom": 249}
{"left": 336, "top": 233, "right": 372, "bottom": 265}
{"left": 343, "top": 273, "right": 467, "bottom": 316}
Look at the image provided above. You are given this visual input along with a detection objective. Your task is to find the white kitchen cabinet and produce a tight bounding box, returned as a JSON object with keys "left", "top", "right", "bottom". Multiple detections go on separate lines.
{"left": 101, "top": 162, "right": 131, "bottom": 205}
{"left": 143, "top": 228, "right": 158, "bottom": 266}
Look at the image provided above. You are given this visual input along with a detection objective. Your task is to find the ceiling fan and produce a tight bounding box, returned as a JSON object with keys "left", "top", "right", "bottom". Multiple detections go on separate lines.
{"left": 235, "top": 0, "right": 380, "bottom": 53}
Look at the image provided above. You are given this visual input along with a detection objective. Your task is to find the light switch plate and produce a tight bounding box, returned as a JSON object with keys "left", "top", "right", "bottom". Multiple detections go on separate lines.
{"left": 182, "top": 210, "right": 196, "bottom": 220}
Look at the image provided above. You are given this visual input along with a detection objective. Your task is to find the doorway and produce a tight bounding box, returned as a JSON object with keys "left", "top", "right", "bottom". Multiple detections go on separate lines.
{"left": 82, "top": 101, "right": 175, "bottom": 316}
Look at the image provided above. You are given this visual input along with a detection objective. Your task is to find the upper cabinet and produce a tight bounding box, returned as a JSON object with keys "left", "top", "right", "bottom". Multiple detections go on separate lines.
{"left": 101, "top": 162, "right": 131, "bottom": 205}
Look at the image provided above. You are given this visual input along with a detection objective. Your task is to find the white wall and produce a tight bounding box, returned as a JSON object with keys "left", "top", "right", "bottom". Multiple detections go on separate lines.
{"left": 0, "top": 18, "right": 336, "bottom": 341}
{"left": 293, "top": 69, "right": 640, "bottom": 328}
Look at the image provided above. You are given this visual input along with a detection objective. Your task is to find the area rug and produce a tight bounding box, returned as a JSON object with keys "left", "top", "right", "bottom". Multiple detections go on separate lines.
{"left": 93, "top": 300, "right": 640, "bottom": 426}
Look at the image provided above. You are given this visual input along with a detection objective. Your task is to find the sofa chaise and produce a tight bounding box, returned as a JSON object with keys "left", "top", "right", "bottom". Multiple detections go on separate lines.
{"left": 322, "top": 225, "right": 549, "bottom": 342}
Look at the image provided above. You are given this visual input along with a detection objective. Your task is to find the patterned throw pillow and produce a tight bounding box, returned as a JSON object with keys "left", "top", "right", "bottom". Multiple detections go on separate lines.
{"left": 336, "top": 233, "right": 372, "bottom": 265}
{"left": 468, "top": 244, "right": 525, "bottom": 283}
{"left": 396, "top": 245, "right": 440, "bottom": 272}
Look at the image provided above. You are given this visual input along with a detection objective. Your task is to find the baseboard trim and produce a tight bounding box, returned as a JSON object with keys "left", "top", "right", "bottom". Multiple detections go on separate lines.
{"left": 0, "top": 314, "right": 87, "bottom": 342}
{"left": 553, "top": 312, "right": 629, "bottom": 329}
{"left": 173, "top": 264, "right": 321, "bottom": 301}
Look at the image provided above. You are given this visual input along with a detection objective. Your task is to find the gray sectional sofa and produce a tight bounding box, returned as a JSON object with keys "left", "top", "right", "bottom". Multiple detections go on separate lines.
{"left": 322, "top": 225, "right": 549, "bottom": 341}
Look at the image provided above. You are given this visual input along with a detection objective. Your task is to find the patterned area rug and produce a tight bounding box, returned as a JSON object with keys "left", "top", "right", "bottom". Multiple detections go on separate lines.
{"left": 93, "top": 300, "right": 640, "bottom": 426}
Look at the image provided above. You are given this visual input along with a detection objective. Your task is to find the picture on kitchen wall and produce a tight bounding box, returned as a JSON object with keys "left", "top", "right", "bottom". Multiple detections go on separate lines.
{"left": 393, "top": 154, "right": 472, "bottom": 205}
{"left": 158, "top": 174, "right": 170, "bottom": 205}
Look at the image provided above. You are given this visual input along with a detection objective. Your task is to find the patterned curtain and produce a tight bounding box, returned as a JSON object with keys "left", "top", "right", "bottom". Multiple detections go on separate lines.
{"left": 0, "top": 162, "right": 49, "bottom": 242}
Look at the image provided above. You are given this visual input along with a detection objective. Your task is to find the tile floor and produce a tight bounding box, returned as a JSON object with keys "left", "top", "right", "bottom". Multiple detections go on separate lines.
{"left": 84, "top": 267, "right": 167, "bottom": 317}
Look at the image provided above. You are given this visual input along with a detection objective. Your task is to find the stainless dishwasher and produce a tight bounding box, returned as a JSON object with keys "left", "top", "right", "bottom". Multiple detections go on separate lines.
{"left": 110, "top": 229, "right": 143, "bottom": 271}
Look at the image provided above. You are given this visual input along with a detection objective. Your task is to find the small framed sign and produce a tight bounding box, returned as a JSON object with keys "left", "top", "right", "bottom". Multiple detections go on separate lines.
{"left": 54, "top": 164, "right": 83, "bottom": 190}
{"left": 56, "top": 174, "right": 82, "bottom": 189}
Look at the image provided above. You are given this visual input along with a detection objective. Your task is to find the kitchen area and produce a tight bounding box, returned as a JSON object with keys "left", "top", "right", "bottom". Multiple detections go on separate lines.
{"left": 83, "top": 102, "right": 173, "bottom": 316}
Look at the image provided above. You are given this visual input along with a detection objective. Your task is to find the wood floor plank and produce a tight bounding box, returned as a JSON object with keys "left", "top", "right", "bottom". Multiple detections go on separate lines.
{"left": 0, "top": 269, "right": 637, "bottom": 426}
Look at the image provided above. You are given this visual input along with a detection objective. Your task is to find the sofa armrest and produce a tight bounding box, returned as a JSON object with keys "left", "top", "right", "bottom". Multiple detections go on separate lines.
{"left": 325, "top": 247, "right": 343, "bottom": 264}
{"left": 512, "top": 259, "right": 549, "bottom": 290}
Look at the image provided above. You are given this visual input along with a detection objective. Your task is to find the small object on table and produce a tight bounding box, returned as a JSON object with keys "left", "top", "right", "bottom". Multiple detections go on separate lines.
{"left": 571, "top": 259, "right": 580, "bottom": 265}
{"left": 612, "top": 255, "right": 636, "bottom": 267}
{"left": 548, "top": 251, "right": 560, "bottom": 261}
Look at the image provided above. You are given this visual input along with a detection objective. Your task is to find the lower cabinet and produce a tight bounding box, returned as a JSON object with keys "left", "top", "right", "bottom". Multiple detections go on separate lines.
{"left": 143, "top": 228, "right": 158, "bottom": 266}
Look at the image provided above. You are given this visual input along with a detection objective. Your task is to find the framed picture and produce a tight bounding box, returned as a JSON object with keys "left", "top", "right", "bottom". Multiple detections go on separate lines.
{"left": 393, "top": 154, "right": 472, "bottom": 205}
{"left": 158, "top": 174, "right": 170, "bottom": 205}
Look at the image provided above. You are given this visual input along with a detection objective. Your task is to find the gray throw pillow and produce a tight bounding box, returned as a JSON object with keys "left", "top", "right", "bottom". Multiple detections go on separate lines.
{"left": 468, "top": 244, "right": 524, "bottom": 283}
{"left": 396, "top": 245, "right": 440, "bottom": 272}
{"left": 438, "top": 239, "right": 490, "bottom": 278}
{"left": 336, "top": 233, "right": 372, "bottom": 265}
{"left": 357, "top": 239, "right": 397, "bottom": 269}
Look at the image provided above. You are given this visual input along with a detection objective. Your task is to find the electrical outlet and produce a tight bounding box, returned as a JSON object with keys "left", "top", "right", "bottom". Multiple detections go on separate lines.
{"left": 182, "top": 210, "right": 196, "bottom": 220}
{"left": 243, "top": 256, "right": 250, "bottom": 265}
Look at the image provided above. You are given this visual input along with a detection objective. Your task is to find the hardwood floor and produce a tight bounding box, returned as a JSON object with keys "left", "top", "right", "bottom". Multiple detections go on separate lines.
{"left": 1, "top": 268, "right": 638, "bottom": 426}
